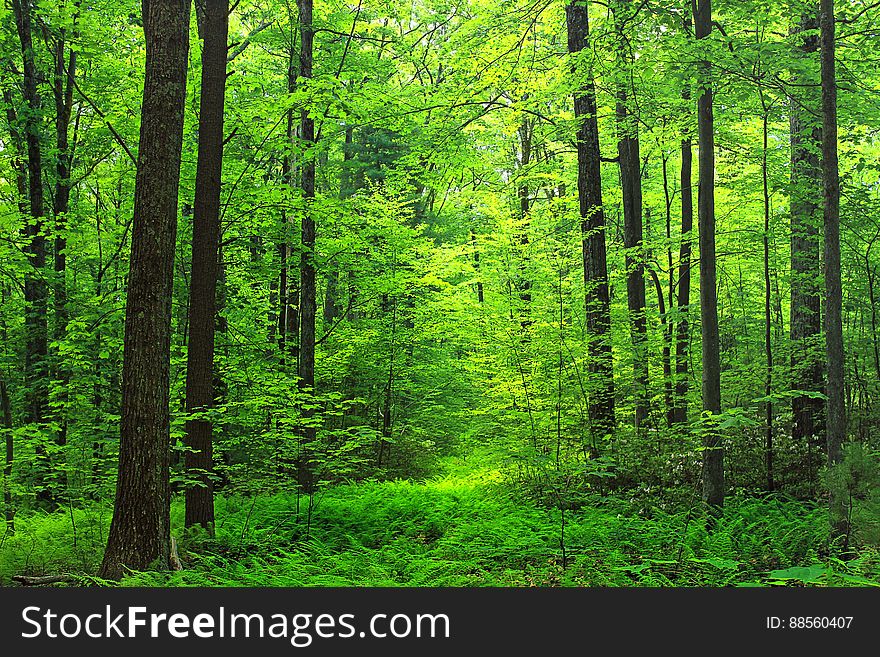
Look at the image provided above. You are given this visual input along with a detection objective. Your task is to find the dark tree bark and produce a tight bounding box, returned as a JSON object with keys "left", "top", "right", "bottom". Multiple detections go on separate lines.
{"left": 12, "top": 0, "right": 50, "bottom": 502}
{"left": 184, "top": 0, "right": 228, "bottom": 532}
{"left": 819, "top": 0, "right": 848, "bottom": 545}
{"left": 516, "top": 114, "right": 533, "bottom": 334}
{"left": 694, "top": 0, "right": 723, "bottom": 509}
{"left": 613, "top": 0, "right": 648, "bottom": 431}
{"left": 297, "top": 0, "right": 317, "bottom": 493}
{"left": 672, "top": 133, "right": 694, "bottom": 427}
{"left": 471, "top": 229, "right": 484, "bottom": 304}
{"left": 761, "top": 97, "right": 774, "bottom": 492}
{"left": 789, "top": 11, "right": 824, "bottom": 481}
{"left": 566, "top": 1, "right": 615, "bottom": 441}
{"left": 1, "top": 380, "right": 13, "bottom": 531}
{"left": 99, "top": 0, "right": 191, "bottom": 580}
{"left": 280, "top": 41, "right": 299, "bottom": 364}
{"left": 51, "top": 25, "right": 77, "bottom": 469}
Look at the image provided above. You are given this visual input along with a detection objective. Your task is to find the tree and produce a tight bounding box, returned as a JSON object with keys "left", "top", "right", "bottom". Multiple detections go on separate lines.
{"left": 297, "top": 0, "right": 316, "bottom": 493}
{"left": 566, "top": 0, "right": 615, "bottom": 443}
{"left": 789, "top": 9, "right": 824, "bottom": 485}
{"left": 184, "top": 0, "right": 229, "bottom": 532}
{"left": 819, "top": 0, "right": 847, "bottom": 546}
{"left": 100, "top": 0, "right": 191, "bottom": 579}
{"left": 12, "top": 0, "right": 50, "bottom": 503}
{"left": 613, "top": 0, "right": 648, "bottom": 431}
{"left": 694, "top": 0, "right": 723, "bottom": 509}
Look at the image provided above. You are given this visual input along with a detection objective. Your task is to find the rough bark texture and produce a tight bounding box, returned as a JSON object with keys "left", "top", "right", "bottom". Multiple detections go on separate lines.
{"left": 52, "top": 32, "right": 77, "bottom": 469}
{"left": 694, "top": 0, "right": 724, "bottom": 509}
{"left": 566, "top": 1, "right": 615, "bottom": 441}
{"left": 12, "top": 0, "right": 50, "bottom": 501}
{"left": 672, "top": 134, "right": 694, "bottom": 426}
{"left": 819, "top": 0, "right": 848, "bottom": 544}
{"left": 614, "top": 0, "right": 648, "bottom": 430}
{"left": 184, "top": 0, "right": 228, "bottom": 532}
{"left": 789, "top": 11, "right": 825, "bottom": 478}
{"left": 297, "top": 0, "right": 317, "bottom": 493}
{"left": 100, "top": 0, "right": 190, "bottom": 580}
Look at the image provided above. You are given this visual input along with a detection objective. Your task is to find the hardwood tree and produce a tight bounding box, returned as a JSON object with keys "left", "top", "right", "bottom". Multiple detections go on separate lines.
{"left": 184, "top": 0, "right": 229, "bottom": 532}
{"left": 694, "top": 0, "right": 723, "bottom": 509}
{"left": 789, "top": 9, "right": 824, "bottom": 486}
{"left": 819, "top": 0, "right": 848, "bottom": 546}
{"left": 613, "top": 0, "right": 648, "bottom": 431}
{"left": 297, "top": 0, "right": 316, "bottom": 492}
{"left": 100, "top": 0, "right": 191, "bottom": 579}
{"left": 12, "top": 0, "right": 50, "bottom": 503}
{"left": 566, "top": 0, "right": 615, "bottom": 443}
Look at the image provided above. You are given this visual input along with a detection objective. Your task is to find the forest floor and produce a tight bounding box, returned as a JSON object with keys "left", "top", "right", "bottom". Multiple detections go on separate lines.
{"left": 2, "top": 450, "right": 879, "bottom": 587}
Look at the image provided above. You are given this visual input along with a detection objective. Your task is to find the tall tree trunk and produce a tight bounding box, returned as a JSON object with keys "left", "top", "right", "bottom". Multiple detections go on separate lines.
{"left": 297, "top": 0, "right": 317, "bottom": 493}
{"left": 1, "top": 380, "right": 13, "bottom": 532}
{"left": 280, "top": 42, "right": 299, "bottom": 364}
{"left": 566, "top": 1, "right": 615, "bottom": 442}
{"left": 12, "top": 0, "right": 50, "bottom": 504}
{"left": 661, "top": 155, "right": 674, "bottom": 425}
{"left": 789, "top": 11, "right": 824, "bottom": 484}
{"left": 99, "top": 0, "right": 191, "bottom": 580}
{"left": 184, "top": 0, "right": 228, "bottom": 532}
{"left": 613, "top": 0, "right": 648, "bottom": 431}
{"left": 672, "top": 132, "right": 694, "bottom": 426}
{"left": 51, "top": 29, "right": 77, "bottom": 482}
{"left": 819, "top": 0, "right": 848, "bottom": 546}
{"left": 761, "top": 100, "right": 774, "bottom": 492}
{"left": 517, "top": 114, "right": 533, "bottom": 335}
{"left": 694, "top": 0, "right": 723, "bottom": 509}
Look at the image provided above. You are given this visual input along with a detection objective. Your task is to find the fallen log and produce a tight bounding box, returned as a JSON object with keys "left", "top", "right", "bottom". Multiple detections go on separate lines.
{"left": 12, "top": 574, "right": 74, "bottom": 586}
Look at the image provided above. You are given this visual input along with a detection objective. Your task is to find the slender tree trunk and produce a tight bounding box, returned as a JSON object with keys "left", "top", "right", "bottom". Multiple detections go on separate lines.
{"left": 819, "top": 0, "right": 848, "bottom": 546}
{"left": 297, "top": 0, "right": 317, "bottom": 493}
{"left": 761, "top": 102, "right": 774, "bottom": 492}
{"left": 672, "top": 75, "right": 694, "bottom": 428}
{"left": 1, "top": 380, "right": 13, "bottom": 531}
{"left": 613, "top": 0, "right": 648, "bottom": 431}
{"left": 789, "top": 11, "right": 824, "bottom": 481}
{"left": 184, "top": 0, "right": 228, "bottom": 532}
{"left": 566, "top": 1, "right": 615, "bottom": 442}
{"left": 100, "top": 0, "right": 191, "bottom": 580}
{"left": 51, "top": 29, "right": 77, "bottom": 488}
{"left": 13, "top": 0, "right": 51, "bottom": 504}
{"left": 471, "top": 230, "right": 484, "bottom": 303}
{"left": 517, "top": 114, "right": 533, "bottom": 335}
{"left": 694, "top": 0, "right": 723, "bottom": 509}
{"left": 661, "top": 155, "right": 674, "bottom": 425}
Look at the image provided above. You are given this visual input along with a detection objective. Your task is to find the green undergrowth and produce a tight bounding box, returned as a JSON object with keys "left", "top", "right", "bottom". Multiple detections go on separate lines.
{"left": 1, "top": 468, "right": 878, "bottom": 587}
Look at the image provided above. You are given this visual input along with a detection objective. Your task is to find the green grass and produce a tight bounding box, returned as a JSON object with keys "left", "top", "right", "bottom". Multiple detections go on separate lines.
{"left": 2, "top": 464, "right": 878, "bottom": 587}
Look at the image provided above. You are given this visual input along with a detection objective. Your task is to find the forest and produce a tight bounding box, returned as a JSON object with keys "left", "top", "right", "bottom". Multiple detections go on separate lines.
{"left": 0, "top": 0, "right": 878, "bottom": 588}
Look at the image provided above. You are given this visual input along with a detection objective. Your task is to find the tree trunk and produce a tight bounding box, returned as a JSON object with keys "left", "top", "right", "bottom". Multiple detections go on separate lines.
{"left": 613, "top": 0, "right": 649, "bottom": 432}
{"left": 51, "top": 29, "right": 77, "bottom": 486}
{"left": 297, "top": 0, "right": 317, "bottom": 493}
{"left": 100, "top": 0, "right": 191, "bottom": 580}
{"left": 1, "top": 380, "right": 13, "bottom": 531}
{"left": 694, "top": 0, "right": 723, "bottom": 509}
{"left": 12, "top": 0, "right": 50, "bottom": 503}
{"left": 517, "top": 114, "right": 533, "bottom": 335}
{"left": 672, "top": 133, "right": 694, "bottom": 427}
{"left": 819, "top": 0, "right": 848, "bottom": 546}
{"left": 184, "top": 0, "right": 228, "bottom": 532}
{"left": 789, "top": 11, "right": 824, "bottom": 484}
{"left": 566, "top": 1, "right": 615, "bottom": 443}
{"left": 761, "top": 101, "right": 774, "bottom": 492}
